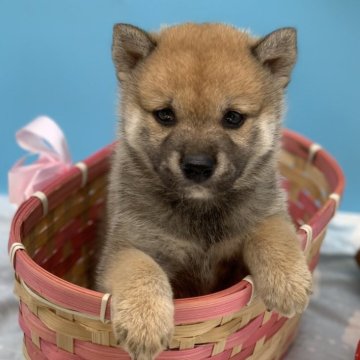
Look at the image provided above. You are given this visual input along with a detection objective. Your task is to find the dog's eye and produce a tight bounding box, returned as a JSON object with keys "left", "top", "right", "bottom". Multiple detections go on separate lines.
{"left": 222, "top": 111, "right": 247, "bottom": 129}
{"left": 153, "top": 108, "right": 176, "bottom": 126}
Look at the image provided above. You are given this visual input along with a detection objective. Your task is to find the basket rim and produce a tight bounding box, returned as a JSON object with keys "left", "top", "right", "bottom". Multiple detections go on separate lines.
{"left": 8, "top": 129, "right": 345, "bottom": 324}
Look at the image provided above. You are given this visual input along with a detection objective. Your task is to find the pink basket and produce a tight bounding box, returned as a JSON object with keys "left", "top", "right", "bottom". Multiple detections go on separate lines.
{"left": 9, "top": 129, "right": 345, "bottom": 359}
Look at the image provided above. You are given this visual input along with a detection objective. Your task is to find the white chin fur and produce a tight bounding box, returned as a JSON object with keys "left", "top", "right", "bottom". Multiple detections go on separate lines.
{"left": 185, "top": 186, "right": 213, "bottom": 200}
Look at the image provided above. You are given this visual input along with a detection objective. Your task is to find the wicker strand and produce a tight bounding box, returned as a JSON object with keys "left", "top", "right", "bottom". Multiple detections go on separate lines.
{"left": 75, "top": 162, "right": 88, "bottom": 188}
{"left": 32, "top": 191, "right": 49, "bottom": 216}
{"left": 20, "top": 279, "right": 111, "bottom": 323}
{"left": 230, "top": 343, "right": 243, "bottom": 357}
{"left": 299, "top": 224, "right": 313, "bottom": 254}
{"left": 329, "top": 193, "right": 340, "bottom": 210}
{"left": 100, "top": 293, "right": 111, "bottom": 323}
{"left": 22, "top": 341, "right": 31, "bottom": 360}
{"left": 307, "top": 143, "right": 322, "bottom": 164}
{"left": 243, "top": 275, "right": 256, "bottom": 305}
{"left": 211, "top": 339, "right": 226, "bottom": 356}
{"left": 9, "top": 242, "right": 26, "bottom": 268}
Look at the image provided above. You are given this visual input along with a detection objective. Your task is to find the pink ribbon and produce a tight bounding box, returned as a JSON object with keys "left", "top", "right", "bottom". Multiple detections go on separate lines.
{"left": 8, "top": 116, "right": 72, "bottom": 205}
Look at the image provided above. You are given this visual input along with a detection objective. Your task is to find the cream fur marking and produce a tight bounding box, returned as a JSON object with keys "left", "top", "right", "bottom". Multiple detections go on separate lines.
{"left": 257, "top": 113, "right": 277, "bottom": 156}
{"left": 214, "top": 151, "right": 233, "bottom": 178}
{"left": 167, "top": 151, "right": 182, "bottom": 176}
{"left": 124, "top": 107, "right": 142, "bottom": 146}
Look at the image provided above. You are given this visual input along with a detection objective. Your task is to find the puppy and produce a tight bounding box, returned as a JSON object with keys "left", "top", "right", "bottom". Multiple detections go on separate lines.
{"left": 96, "top": 23, "right": 312, "bottom": 360}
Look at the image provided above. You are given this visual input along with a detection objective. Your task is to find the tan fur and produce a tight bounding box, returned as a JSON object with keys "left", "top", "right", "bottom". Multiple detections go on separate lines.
{"left": 242, "top": 215, "right": 312, "bottom": 317}
{"left": 103, "top": 249, "right": 174, "bottom": 359}
{"left": 96, "top": 23, "right": 311, "bottom": 360}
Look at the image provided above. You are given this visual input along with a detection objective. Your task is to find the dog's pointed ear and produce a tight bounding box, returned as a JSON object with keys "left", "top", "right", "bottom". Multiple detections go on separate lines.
{"left": 112, "top": 24, "right": 156, "bottom": 81}
{"left": 253, "top": 28, "right": 297, "bottom": 88}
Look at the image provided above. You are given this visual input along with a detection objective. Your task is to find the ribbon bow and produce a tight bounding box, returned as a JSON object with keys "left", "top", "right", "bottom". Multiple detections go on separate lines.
{"left": 8, "top": 116, "right": 72, "bottom": 205}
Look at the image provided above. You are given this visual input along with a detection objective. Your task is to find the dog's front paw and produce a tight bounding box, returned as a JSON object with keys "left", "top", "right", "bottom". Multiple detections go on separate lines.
{"left": 112, "top": 293, "right": 174, "bottom": 360}
{"left": 255, "top": 259, "right": 312, "bottom": 317}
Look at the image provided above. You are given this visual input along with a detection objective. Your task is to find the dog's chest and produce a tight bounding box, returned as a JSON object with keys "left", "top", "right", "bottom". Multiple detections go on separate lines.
{"left": 168, "top": 240, "right": 246, "bottom": 298}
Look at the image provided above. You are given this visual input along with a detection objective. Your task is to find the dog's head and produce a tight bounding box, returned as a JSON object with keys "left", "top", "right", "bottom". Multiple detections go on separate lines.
{"left": 113, "top": 23, "right": 297, "bottom": 201}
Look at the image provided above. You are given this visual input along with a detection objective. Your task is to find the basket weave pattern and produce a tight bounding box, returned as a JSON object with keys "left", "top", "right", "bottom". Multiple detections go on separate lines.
{"left": 8, "top": 130, "right": 344, "bottom": 360}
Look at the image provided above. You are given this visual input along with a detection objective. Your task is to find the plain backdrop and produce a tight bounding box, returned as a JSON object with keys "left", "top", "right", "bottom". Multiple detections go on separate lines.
{"left": 1, "top": 0, "right": 359, "bottom": 211}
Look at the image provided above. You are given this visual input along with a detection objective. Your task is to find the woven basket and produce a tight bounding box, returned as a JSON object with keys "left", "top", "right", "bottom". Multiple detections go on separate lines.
{"left": 8, "top": 129, "right": 344, "bottom": 360}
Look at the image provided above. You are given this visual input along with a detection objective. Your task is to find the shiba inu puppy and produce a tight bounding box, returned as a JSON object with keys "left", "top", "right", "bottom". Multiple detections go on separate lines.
{"left": 96, "top": 23, "right": 312, "bottom": 360}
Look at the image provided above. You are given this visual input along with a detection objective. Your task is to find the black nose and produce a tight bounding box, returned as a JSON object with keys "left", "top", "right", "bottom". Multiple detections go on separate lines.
{"left": 181, "top": 154, "right": 215, "bottom": 183}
